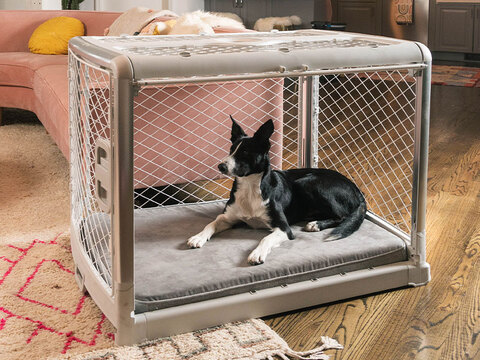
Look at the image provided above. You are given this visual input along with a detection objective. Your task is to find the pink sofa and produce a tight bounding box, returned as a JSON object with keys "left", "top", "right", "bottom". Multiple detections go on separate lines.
{"left": 0, "top": 10, "right": 121, "bottom": 159}
{"left": 0, "top": 10, "right": 281, "bottom": 176}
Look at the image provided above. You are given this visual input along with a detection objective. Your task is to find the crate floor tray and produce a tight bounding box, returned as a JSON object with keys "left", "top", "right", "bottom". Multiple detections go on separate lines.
{"left": 84, "top": 201, "right": 407, "bottom": 313}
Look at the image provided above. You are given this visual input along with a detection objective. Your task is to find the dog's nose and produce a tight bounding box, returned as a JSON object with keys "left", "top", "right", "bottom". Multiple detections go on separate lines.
{"left": 218, "top": 163, "right": 228, "bottom": 174}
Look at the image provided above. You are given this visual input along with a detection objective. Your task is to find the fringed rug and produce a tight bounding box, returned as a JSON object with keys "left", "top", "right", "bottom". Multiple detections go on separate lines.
{"left": 0, "top": 234, "right": 342, "bottom": 360}
{"left": 431, "top": 65, "right": 480, "bottom": 87}
{"left": 52, "top": 320, "right": 342, "bottom": 360}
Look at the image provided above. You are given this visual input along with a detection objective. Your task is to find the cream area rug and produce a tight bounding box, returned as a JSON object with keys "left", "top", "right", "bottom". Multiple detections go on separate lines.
{"left": 0, "top": 110, "right": 70, "bottom": 244}
{"left": 0, "top": 109, "right": 342, "bottom": 359}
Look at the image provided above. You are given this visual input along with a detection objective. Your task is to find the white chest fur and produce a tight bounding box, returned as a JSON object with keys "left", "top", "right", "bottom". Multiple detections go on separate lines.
{"left": 225, "top": 173, "right": 271, "bottom": 229}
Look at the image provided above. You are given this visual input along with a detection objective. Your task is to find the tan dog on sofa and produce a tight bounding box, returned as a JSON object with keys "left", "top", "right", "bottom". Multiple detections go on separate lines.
{"left": 173, "top": 10, "right": 244, "bottom": 35}
{"left": 105, "top": 8, "right": 245, "bottom": 37}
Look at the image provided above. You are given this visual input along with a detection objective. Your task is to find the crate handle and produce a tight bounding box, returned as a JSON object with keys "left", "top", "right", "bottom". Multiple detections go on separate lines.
{"left": 95, "top": 138, "right": 112, "bottom": 214}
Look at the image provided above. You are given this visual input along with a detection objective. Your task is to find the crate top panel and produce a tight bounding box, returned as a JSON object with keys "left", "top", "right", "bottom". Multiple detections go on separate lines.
{"left": 69, "top": 30, "right": 429, "bottom": 82}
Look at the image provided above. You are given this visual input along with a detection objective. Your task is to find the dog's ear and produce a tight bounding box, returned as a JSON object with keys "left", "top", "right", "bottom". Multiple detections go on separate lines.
{"left": 230, "top": 115, "right": 246, "bottom": 143}
{"left": 253, "top": 119, "right": 274, "bottom": 143}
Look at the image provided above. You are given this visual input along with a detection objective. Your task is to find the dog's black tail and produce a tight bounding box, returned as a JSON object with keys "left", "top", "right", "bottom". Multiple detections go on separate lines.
{"left": 327, "top": 194, "right": 367, "bottom": 241}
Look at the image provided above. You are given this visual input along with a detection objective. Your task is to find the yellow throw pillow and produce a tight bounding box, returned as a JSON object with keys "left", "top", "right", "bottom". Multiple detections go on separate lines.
{"left": 29, "top": 16, "right": 84, "bottom": 55}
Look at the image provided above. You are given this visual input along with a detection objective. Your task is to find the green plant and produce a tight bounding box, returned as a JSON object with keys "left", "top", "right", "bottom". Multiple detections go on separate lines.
{"left": 62, "top": 0, "right": 84, "bottom": 10}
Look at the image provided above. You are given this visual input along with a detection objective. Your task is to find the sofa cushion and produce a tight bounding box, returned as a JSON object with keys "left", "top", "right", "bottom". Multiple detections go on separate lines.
{"left": 29, "top": 16, "right": 84, "bottom": 55}
{"left": 33, "top": 64, "right": 69, "bottom": 157}
{"left": 0, "top": 52, "right": 66, "bottom": 88}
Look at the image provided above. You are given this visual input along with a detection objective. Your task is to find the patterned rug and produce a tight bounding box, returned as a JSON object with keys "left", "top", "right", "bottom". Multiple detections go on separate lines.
{"left": 0, "top": 234, "right": 342, "bottom": 360}
{"left": 431, "top": 65, "right": 480, "bottom": 87}
{"left": 0, "top": 234, "right": 114, "bottom": 359}
{"left": 53, "top": 320, "right": 342, "bottom": 360}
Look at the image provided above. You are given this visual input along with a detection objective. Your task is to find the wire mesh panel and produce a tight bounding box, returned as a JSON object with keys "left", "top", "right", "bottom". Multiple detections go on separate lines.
{"left": 132, "top": 78, "right": 300, "bottom": 209}
{"left": 128, "top": 70, "right": 417, "bottom": 236}
{"left": 315, "top": 70, "right": 417, "bottom": 234}
{"left": 69, "top": 53, "right": 113, "bottom": 288}
{"left": 69, "top": 61, "right": 417, "bottom": 289}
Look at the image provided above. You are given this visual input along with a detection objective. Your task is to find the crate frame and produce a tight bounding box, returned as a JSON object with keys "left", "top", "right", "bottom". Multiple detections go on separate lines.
{"left": 69, "top": 31, "right": 431, "bottom": 345}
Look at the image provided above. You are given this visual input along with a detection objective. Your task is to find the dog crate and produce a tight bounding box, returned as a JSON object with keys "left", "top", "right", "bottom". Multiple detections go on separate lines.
{"left": 69, "top": 30, "right": 431, "bottom": 345}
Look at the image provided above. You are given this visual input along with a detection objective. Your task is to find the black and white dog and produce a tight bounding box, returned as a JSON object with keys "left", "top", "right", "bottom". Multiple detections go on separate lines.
{"left": 187, "top": 116, "right": 367, "bottom": 265}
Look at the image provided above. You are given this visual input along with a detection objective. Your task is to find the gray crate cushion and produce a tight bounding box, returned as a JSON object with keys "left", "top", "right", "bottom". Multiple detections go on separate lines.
{"left": 84, "top": 201, "right": 407, "bottom": 313}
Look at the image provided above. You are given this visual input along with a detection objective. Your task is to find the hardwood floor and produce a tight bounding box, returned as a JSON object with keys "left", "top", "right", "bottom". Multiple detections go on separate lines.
{"left": 264, "top": 85, "right": 480, "bottom": 360}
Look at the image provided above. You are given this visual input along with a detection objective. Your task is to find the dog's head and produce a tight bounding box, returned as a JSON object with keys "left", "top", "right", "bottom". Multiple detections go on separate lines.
{"left": 218, "top": 116, "right": 274, "bottom": 177}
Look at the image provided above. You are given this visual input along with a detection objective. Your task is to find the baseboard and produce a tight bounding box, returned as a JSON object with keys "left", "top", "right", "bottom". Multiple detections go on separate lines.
{"left": 433, "top": 51, "right": 480, "bottom": 65}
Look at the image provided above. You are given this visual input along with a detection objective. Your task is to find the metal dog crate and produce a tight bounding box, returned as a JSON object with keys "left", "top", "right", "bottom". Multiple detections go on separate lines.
{"left": 69, "top": 30, "right": 431, "bottom": 345}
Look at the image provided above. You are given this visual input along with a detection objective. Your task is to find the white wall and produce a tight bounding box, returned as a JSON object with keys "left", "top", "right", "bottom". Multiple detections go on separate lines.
{"left": 0, "top": 0, "right": 59, "bottom": 9}
{"left": 0, "top": 0, "right": 66, "bottom": 10}
{"left": 0, "top": 0, "right": 26, "bottom": 9}
{"left": 169, "top": 0, "right": 203, "bottom": 14}
{"left": 95, "top": 0, "right": 165, "bottom": 12}
{"left": 0, "top": 0, "right": 203, "bottom": 12}
{"left": 81, "top": 0, "right": 203, "bottom": 13}
{"left": 79, "top": 0, "right": 94, "bottom": 10}
{"left": 42, "top": 0, "right": 61, "bottom": 9}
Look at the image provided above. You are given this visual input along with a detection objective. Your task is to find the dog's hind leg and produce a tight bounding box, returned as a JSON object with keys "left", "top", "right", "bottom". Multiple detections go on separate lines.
{"left": 248, "top": 227, "right": 289, "bottom": 265}
{"left": 303, "top": 219, "right": 343, "bottom": 232}
{"left": 187, "top": 214, "right": 235, "bottom": 248}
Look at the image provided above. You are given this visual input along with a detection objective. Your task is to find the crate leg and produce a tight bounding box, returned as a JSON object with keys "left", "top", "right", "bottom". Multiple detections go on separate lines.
{"left": 74, "top": 265, "right": 87, "bottom": 294}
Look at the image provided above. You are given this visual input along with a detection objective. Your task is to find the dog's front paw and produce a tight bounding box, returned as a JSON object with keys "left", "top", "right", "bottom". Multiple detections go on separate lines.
{"left": 247, "top": 247, "right": 268, "bottom": 265}
{"left": 187, "top": 233, "right": 208, "bottom": 248}
{"left": 304, "top": 221, "right": 320, "bottom": 232}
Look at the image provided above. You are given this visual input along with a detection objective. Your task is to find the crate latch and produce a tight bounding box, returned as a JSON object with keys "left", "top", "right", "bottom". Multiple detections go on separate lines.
{"left": 95, "top": 138, "right": 112, "bottom": 214}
